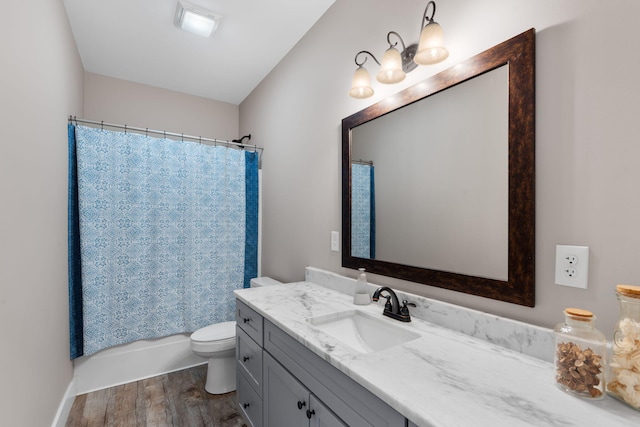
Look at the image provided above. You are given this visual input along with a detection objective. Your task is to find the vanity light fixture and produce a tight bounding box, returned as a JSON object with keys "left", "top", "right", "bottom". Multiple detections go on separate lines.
{"left": 174, "top": 1, "right": 222, "bottom": 38}
{"left": 349, "top": 1, "right": 449, "bottom": 99}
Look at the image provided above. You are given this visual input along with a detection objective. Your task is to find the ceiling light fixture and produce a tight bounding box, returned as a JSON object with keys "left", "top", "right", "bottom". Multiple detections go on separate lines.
{"left": 349, "top": 1, "right": 449, "bottom": 99}
{"left": 174, "top": 1, "right": 222, "bottom": 38}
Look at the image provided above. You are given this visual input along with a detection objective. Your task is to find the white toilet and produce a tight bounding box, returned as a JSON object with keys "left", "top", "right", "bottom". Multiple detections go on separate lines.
{"left": 190, "top": 321, "right": 237, "bottom": 394}
{"left": 190, "top": 277, "right": 282, "bottom": 394}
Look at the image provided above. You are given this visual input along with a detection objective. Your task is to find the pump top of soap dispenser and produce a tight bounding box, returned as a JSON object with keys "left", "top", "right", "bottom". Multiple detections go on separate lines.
{"left": 353, "top": 268, "right": 371, "bottom": 305}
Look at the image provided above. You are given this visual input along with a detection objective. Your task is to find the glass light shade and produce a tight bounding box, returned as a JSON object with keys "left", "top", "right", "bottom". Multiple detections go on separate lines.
{"left": 377, "top": 47, "right": 406, "bottom": 84}
{"left": 181, "top": 11, "right": 216, "bottom": 37}
{"left": 175, "top": 1, "right": 221, "bottom": 37}
{"left": 414, "top": 22, "right": 449, "bottom": 65}
{"left": 349, "top": 66, "right": 374, "bottom": 99}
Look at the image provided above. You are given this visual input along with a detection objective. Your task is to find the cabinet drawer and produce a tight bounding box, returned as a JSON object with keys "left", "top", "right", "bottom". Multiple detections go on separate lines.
{"left": 237, "top": 326, "right": 263, "bottom": 395}
{"left": 236, "top": 300, "right": 263, "bottom": 345}
{"left": 237, "top": 369, "right": 263, "bottom": 427}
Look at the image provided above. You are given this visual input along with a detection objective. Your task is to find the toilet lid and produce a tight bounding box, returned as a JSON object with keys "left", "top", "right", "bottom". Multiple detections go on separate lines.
{"left": 191, "top": 321, "right": 236, "bottom": 342}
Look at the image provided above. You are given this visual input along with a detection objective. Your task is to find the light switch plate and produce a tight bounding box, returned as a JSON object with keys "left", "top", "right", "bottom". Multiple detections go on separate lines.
{"left": 330, "top": 231, "right": 340, "bottom": 252}
{"left": 555, "top": 245, "right": 589, "bottom": 289}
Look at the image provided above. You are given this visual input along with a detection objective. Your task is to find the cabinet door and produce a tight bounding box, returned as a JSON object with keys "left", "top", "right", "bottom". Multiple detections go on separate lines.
{"left": 309, "top": 395, "right": 347, "bottom": 427}
{"left": 263, "top": 352, "right": 309, "bottom": 427}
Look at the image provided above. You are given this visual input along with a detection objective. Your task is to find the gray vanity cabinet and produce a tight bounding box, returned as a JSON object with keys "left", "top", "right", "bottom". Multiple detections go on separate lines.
{"left": 263, "top": 352, "right": 346, "bottom": 427}
{"left": 236, "top": 302, "right": 264, "bottom": 427}
{"left": 235, "top": 299, "right": 406, "bottom": 427}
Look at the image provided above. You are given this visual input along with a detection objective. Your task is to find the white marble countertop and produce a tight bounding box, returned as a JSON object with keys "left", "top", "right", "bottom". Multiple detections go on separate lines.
{"left": 235, "top": 275, "right": 640, "bottom": 426}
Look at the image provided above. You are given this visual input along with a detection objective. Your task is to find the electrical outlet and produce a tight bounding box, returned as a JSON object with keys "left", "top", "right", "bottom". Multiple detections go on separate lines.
{"left": 563, "top": 267, "right": 577, "bottom": 278}
{"left": 555, "top": 245, "right": 589, "bottom": 289}
{"left": 565, "top": 255, "right": 578, "bottom": 266}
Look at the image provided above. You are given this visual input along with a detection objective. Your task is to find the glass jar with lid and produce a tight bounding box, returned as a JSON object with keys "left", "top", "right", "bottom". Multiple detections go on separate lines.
{"left": 608, "top": 284, "right": 640, "bottom": 409}
{"left": 554, "top": 308, "right": 606, "bottom": 399}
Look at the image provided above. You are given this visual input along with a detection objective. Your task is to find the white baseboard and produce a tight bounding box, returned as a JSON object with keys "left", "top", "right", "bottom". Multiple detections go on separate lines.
{"left": 51, "top": 380, "right": 77, "bottom": 427}
{"left": 73, "top": 333, "right": 206, "bottom": 395}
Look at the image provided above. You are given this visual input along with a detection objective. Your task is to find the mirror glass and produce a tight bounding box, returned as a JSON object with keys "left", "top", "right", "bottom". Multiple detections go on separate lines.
{"left": 351, "top": 65, "right": 509, "bottom": 281}
{"left": 342, "top": 29, "right": 536, "bottom": 306}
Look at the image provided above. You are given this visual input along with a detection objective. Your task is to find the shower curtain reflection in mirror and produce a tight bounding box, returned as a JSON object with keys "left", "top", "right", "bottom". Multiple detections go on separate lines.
{"left": 68, "top": 124, "right": 258, "bottom": 358}
{"left": 351, "top": 162, "right": 375, "bottom": 259}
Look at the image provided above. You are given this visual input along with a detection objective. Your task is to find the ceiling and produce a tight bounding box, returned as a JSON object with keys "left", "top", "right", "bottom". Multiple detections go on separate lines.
{"left": 63, "top": 0, "right": 335, "bottom": 105}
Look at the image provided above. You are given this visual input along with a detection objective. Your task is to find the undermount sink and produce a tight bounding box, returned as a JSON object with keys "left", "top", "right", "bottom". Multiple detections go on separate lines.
{"left": 308, "top": 309, "right": 420, "bottom": 353}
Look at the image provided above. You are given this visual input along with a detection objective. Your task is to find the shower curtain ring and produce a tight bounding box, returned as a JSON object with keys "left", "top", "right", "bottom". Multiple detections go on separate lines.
{"left": 101, "top": 121, "right": 104, "bottom": 130}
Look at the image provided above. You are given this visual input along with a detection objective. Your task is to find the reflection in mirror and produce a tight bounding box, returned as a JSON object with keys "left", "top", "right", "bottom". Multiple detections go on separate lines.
{"left": 351, "top": 65, "right": 508, "bottom": 281}
{"left": 342, "top": 29, "right": 535, "bottom": 306}
{"left": 351, "top": 160, "right": 375, "bottom": 259}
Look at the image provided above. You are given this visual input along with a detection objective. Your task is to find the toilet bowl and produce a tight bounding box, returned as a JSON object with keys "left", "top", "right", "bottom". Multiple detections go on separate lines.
{"left": 190, "top": 277, "right": 282, "bottom": 394}
{"left": 190, "top": 321, "right": 237, "bottom": 394}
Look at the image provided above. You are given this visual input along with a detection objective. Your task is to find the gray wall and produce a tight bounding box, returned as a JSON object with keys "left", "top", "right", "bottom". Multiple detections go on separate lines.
{"left": 84, "top": 72, "right": 239, "bottom": 140}
{"left": 240, "top": 0, "right": 640, "bottom": 338}
{"left": 0, "top": 0, "right": 84, "bottom": 425}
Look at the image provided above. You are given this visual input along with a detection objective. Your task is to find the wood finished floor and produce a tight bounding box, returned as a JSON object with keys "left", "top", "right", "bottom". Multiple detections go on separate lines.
{"left": 66, "top": 365, "right": 247, "bottom": 427}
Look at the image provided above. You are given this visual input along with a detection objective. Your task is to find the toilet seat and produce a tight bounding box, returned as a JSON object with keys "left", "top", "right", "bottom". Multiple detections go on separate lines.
{"left": 190, "top": 321, "right": 236, "bottom": 353}
{"left": 191, "top": 321, "right": 236, "bottom": 341}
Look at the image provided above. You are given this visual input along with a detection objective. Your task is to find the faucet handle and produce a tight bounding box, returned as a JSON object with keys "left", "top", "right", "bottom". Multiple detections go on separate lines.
{"left": 383, "top": 295, "right": 393, "bottom": 312}
{"left": 400, "top": 300, "right": 416, "bottom": 316}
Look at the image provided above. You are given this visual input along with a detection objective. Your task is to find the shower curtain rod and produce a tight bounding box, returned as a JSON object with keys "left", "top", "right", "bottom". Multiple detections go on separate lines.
{"left": 69, "top": 116, "right": 263, "bottom": 155}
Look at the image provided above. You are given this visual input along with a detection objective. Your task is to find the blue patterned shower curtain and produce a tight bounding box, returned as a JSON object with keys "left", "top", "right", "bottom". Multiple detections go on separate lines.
{"left": 351, "top": 163, "right": 375, "bottom": 259}
{"left": 68, "top": 124, "right": 258, "bottom": 358}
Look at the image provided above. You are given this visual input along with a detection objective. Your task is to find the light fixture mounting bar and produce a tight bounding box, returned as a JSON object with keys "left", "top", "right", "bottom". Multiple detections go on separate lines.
{"left": 387, "top": 31, "right": 418, "bottom": 73}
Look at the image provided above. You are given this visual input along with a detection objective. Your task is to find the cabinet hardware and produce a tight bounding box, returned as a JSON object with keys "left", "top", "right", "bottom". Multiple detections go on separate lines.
{"left": 243, "top": 403, "right": 250, "bottom": 409}
{"left": 297, "top": 400, "right": 306, "bottom": 410}
{"left": 243, "top": 317, "right": 251, "bottom": 323}
{"left": 243, "top": 356, "right": 250, "bottom": 362}
{"left": 306, "top": 409, "right": 316, "bottom": 419}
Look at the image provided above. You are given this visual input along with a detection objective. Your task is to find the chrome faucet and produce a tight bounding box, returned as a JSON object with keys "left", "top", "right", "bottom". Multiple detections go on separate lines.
{"left": 372, "top": 287, "right": 416, "bottom": 322}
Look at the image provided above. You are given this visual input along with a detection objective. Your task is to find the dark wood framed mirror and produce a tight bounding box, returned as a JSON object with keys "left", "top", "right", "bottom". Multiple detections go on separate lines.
{"left": 342, "top": 29, "right": 535, "bottom": 306}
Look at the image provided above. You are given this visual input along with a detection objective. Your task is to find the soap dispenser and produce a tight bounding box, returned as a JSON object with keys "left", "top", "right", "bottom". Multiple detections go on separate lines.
{"left": 353, "top": 268, "right": 371, "bottom": 305}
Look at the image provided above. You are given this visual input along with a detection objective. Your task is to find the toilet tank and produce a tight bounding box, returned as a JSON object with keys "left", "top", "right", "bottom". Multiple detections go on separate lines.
{"left": 250, "top": 277, "right": 282, "bottom": 288}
